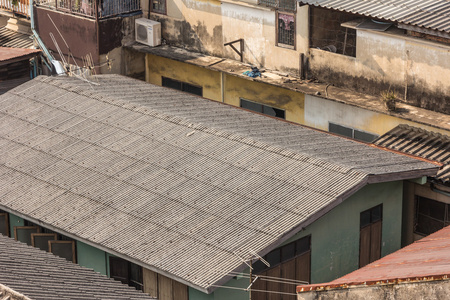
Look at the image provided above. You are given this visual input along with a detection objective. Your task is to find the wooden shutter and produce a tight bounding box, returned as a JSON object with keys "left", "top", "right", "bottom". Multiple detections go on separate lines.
{"left": 281, "top": 259, "right": 296, "bottom": 299}
{"left": 369, "top": 220, "right": 382, "bottom": 263}
{"left": 49, "top": 240, "right": 76, "bottom": 263}
{"left": 251, "top": 270, "right": 267, "bottom": 300}
{"left": 158, "top": 274, "right": 173, "bottom": 300}
{"left": 359, "top": 225, "right": 371, "bottom": 267}
{"left": 0, "top": 213, "right": 9, "bottom": 237}
{"left": 296, "top": 251, "right": 311, "bottom": 284}
{"left": 14, "top": 226, "right": 40, "bottom": 245}
{"left": 143, "top": 268, "right": 158, "bottom": 297}
{"left": 31, "top": 233, "right": 57, "bottom": 251}
{"left": 266, "top": 265, "right": 281, "bottom": 300}
{"left": 173, "top": 279, "right": 188, "bottom": 300}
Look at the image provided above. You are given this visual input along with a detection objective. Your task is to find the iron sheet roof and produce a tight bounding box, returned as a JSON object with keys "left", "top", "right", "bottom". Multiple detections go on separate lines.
{"left": 0, "top": 26, "right": 34, "bottom": 49}
{"left": 0, "top": 235, "right": 155, "bottom": 299}
{"left": 0, "top": 75, "right": 438, "bottom": 293}
{"left": 298, "top": 0, "right": 450, "bottom": 34}
{"left": 0, "top": 46, "right": 40, "bottom": 62}
{"left": 374, "top": 124, "right": 450, "bottom": 182}
{"left": 298, "top": 224, "right": 450, "bottom": 292}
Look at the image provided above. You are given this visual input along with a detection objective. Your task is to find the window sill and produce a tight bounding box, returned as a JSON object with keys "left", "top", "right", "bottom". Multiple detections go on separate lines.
{"left": 276, "top": 43, "right": 295, "bottom": 50}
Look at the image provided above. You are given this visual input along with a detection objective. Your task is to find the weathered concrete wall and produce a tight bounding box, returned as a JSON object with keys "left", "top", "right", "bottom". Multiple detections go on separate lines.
{"left": 309, "top": 29, "right": 450, "bottom": 114}
{"left": 304, "top": 95, "right": 450, "bottom": 136}
{"left": 297, "top": 279, "right": 450, "bottom": 300}
{"left": 149, "top": 0, "right": 308, "bottom": 75}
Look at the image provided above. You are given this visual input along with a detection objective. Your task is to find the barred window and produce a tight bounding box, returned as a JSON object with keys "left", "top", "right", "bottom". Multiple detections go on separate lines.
{"left": 151, "top": 0, "right": 166, "bottom": 14}
{"left": 278, "top": 12, "right": 295, "bottom": 47}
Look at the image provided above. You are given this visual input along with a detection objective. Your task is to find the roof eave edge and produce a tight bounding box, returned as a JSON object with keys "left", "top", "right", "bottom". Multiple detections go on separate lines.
{"left": 0, "top": 205, "right": 211, "bottom": 295}
{"left": 367, "top": 167, "right": 439, "bottom": 184}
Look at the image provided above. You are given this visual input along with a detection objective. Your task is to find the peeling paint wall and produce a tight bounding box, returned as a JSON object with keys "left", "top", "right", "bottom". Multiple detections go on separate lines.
{"left": 309, "top": 29, "right": 450, "bottom": 114}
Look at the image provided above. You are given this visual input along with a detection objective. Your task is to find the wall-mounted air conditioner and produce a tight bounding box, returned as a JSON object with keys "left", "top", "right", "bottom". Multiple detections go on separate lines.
{"left": 135, "top": 18, "right": 161, "bottom": 47}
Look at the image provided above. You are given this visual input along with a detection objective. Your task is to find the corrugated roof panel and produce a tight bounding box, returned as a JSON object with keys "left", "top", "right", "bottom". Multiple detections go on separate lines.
{"left": 0, "top": 76, "right": 438, "bottom": 293}
{"left": 299, "top": 0, "right": 450, "bottom": 33}
{"left": 374, "top": 124, "right": 450, "bottom": 181}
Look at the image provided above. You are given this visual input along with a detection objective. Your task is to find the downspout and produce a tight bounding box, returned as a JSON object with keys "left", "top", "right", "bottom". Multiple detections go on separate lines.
{"left": 29, "top": 0, "right": 54, "bottom": 71}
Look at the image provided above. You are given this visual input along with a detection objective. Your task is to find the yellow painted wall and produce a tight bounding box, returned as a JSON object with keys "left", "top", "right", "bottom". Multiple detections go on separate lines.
{"left": 223, "top": 74, "right": 305, "bottom": 124}
{"left": 146, "top": 54, "right": 222, "bottom": 101}
{"left": 146, "top": 54, "right": 305, "bottom": 124}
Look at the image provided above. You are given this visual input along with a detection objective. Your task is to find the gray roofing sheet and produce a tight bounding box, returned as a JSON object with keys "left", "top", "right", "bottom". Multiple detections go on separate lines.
{"left": 0, "top": 75, "right": 438, "bottom": 293}
{"left": 374, "top": 124, "right": 450, "bottom": 182}
{"left": 298, "top": 0, "right": 450, "bottom": 34}
{"left": 0, "top": 235, "right": 155, "bottom": 300}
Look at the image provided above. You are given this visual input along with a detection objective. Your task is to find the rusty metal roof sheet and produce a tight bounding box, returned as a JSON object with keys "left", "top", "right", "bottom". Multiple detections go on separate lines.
{"left": 0, "top": 235, "right": 156, "bottom": 299}
{"left": 0, "top": 26, "right": 34, "bottom": 49}
{"left": 298, "top": 224, "right": 450, "bottom": 292}
{"left": 0, "top": 75, "right": 438, "bottom": 294}
{"left": 374, "top": 124, "right": 450, "bottom": 182}
{"left": 298, "top": 0, "right": 450, "bottom": 34}
{"left": 0, "top": 46, "right": 40, "bottom": 62}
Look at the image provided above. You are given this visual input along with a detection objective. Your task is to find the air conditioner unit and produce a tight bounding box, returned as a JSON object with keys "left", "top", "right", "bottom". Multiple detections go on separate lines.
{"left": 135, "top": 18, "right": 161, "bottom": 47}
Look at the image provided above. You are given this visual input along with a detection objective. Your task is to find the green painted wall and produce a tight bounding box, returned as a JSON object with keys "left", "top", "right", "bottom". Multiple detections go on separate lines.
{"left": 9, "top": 213, "right": 24, "bottom": 238}
{"left": 284, "top": 180, "right": 403, "bottom": 284}
{"left": 188, "top": 181, "right": 403, "bottom": 300}
{"left": 76, "top": 241, "right": 108, "bottom": 275}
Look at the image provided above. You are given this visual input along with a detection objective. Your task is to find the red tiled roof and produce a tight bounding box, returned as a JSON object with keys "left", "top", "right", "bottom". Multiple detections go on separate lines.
{"left": 0, "top": 47, "right": 41, "bottom": 62}
{"left": 297, "top": 225, "right": 450, "bottom": 292}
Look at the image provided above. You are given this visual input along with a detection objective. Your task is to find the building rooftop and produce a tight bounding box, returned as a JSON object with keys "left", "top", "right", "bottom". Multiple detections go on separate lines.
{"left": 0, "top": 75, "right": 438, "bottom": 293}
{"left": 0, "top": 25, "right": 33, "bottom": 49}
{"left": 131, "top": 44, "right": 450, "bottom": 133}
{"left": 298, "top": 0, "right": 450, "bottom": 35}
{"left": 0, "top": 46, "right": 40, "bottom": 63}
{"left": 374, "top": 124, "right": 450, "bottom": 182}
{"left": 0, "top": 234, "right": 155, "bottom": 300}
{"left": 297, "top": 224, "right": 450, "bottom": 292}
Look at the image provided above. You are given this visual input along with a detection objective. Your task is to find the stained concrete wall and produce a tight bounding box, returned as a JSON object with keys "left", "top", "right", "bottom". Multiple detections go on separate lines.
{"left": 304, "top": 95, "right": 450, "bottom": 136}
{"left": 309, "top": 29, "right": 450, "bottom": 114}
{"left": 297, "top": 280, "right": 450, "bottom": 300}
{"left": 149, "top": 0, "right": 309, "bottom": 75}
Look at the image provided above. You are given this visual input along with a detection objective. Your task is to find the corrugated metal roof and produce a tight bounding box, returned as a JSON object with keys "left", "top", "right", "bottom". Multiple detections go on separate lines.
{"left": 0, "top": 75, "right": 438, "bottom": 293}
{"left": 0, "top": 26, "right": 34, "bottom": 49}
{"left": 0, "top": 235, "right": 156, "bottom": 299}
{"left": 298, "top": 0, "right": 450, "bottom": 34}
{"left": 298, "top": 224, "right": 450, "bottom": 292}
{"left": 0, "top": 46, "right": 40, "bottom": 62}
{"left": 374, "top": 124, "right": 450, "bottom": 182}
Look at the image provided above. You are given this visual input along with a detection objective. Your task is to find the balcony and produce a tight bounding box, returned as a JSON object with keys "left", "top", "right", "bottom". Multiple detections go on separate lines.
{"left": 0, "top": 0, "right": 30, "bottom": 18}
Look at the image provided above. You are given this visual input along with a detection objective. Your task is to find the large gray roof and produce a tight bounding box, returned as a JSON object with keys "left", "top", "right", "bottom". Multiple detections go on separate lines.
{"left": 0, "top": 75, "right": 438, "bottom": 293}
{"left": 0, "top": 235, "right": 155, "bottom": 300}
{"left": 298, "top": 0, "right": 450, "bottom": 34}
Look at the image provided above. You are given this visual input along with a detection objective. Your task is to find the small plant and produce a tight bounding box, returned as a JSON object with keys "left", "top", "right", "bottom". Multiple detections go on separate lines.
{"left": 381, "top": 89, "right": 398, "bottom": 111}
{"left": 11, "top": 0, "right": 18, "bottom": 5}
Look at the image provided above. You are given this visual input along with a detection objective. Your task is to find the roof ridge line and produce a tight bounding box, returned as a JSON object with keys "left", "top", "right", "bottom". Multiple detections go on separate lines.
{"left": 36, "top": 76, "right": 367, "bottom": 177}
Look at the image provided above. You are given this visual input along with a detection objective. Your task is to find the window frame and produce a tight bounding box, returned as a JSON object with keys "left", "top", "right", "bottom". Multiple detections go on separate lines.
{"left": 161, "top": 76, "right": 203, "bottom": 97}
{"left": 328, "top": 122, "right": 379, "bottom": 143}
{"left": 109, "top": 256, "right": 144, "bottom": 291}
{"left": 414, "top": 195, "right": 449, "bottom": 236}
{"left": 150, "top": 0, "right": 166, "bottom": 15}
{"left": 276, "top": 10, "right": 296, "bottom": 49}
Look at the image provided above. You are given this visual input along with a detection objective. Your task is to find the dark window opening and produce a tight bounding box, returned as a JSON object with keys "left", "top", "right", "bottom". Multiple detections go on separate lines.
{"left": 0, "top": 210, "right": 9, "bottom": 237}
{"left": 359, "top": 204, "right": 382, "bottom": 268}
{"left": 162, "top": 77, "right": 203, "bottom": 96}
{"left": 240, "top": 99, "right": 286, "bottom": 119}
{"left": 309, "top": 7, "right": 357, "bottom": 57}
{"left": 151, "top": 0, "right": 166, "bottom": 14}
{"left": 415, "top": 196, "right": 449, "bottom": 236}
{"left": 329, "top": 122, "right": 378, "bottom": 143}
{"left": 110, "top": 257, "right": 144, "bottom": 290}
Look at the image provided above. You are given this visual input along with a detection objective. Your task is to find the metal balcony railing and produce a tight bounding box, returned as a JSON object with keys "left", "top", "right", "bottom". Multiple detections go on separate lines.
{"left": 0, "top": 0, "right": 30, "bottom": 17}
{"left": 33, "top": 0, "right": 139, "bottom": 19}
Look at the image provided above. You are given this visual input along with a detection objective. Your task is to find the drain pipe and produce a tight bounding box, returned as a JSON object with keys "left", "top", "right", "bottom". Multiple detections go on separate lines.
{"left": 29, "top": 0, "right": 54, "bottom": 72}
